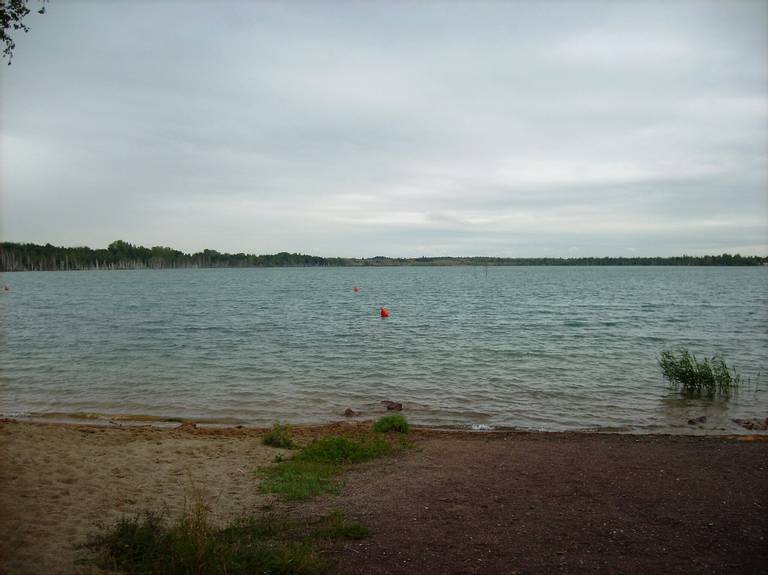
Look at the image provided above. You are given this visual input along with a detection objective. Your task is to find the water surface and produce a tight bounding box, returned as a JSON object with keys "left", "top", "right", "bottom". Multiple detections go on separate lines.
{"left": 1, "top": 266, "right": 766, "bottom": 433}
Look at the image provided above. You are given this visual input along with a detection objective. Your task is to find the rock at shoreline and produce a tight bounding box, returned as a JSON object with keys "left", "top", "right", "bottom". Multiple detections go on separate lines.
{"left": 732, "top": 418, "right": 768, "bottom": 431}
{"left": 688, "top": 416, "right": 707, "bottom": 425}
{"left": 381, "top": 401, "right": 403, "bottom": 411}
{"left": 344, "top": 408, "right": 360, "bottom": 417}
{"left": 177, "top": 422, "right": 197, "bottom": 430}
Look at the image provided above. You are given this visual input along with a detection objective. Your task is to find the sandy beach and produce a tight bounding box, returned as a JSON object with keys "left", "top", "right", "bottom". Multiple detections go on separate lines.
{"left": 1, "top": 420, "right": 766, "bottom": 574}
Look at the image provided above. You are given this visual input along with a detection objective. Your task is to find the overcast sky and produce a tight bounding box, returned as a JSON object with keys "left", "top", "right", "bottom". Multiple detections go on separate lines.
{"left": 1, "top": 1, "right": 766, "bottom": 257}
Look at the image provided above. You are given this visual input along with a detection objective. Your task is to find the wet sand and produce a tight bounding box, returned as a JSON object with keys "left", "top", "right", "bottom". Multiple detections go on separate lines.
{"left": 1, "top": 421, "right": 766, "bottom": 574}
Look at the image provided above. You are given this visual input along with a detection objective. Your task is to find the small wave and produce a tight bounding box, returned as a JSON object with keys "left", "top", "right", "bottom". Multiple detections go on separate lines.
{"left": 21, "top": 411, "right": 246, "bottom": 426}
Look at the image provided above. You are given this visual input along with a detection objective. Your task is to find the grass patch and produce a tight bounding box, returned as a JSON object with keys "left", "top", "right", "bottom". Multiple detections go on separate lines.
{"left": 298, "top": 435, "right": 393, "bottom": 464}
{"left": 373, "top": 414, "right": 410, "bottom": 434}
{"left": 85, "top": 502, "right": 367, "bottom": 575}
{"left": 310, "top": 510, "right": 369, "bottom": 541}
{"left": 259, "top": 460, "right": 339, "bottom": 501}
{"left": 659, "top": 349, "right": 744, "bottom": 398}
{"left": 262, "top": 422, "right": 295, "bottom": 449}
{"left": 260, "top": 434, "right": 397, "bottom": 501}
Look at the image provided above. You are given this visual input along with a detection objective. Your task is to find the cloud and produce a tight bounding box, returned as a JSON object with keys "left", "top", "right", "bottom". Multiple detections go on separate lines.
{"left": 0, "top": 1, "right": 766, "bottom": 256}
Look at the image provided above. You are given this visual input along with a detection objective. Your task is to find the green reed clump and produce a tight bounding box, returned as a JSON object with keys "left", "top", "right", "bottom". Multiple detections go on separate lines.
{"left": 85, "top": 503, "right": 367, "bottom": 575}
{"left": 372, "top": 414, "right": 410, "bottom": 434}
{"left": 262, "top": 422, "right": 295, "bottom": 449}
{"left": 659, "top": 349, "right": 743, "bottom": 398}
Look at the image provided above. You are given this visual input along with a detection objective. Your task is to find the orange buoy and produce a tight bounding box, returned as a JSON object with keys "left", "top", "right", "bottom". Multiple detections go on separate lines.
{"left": 380, "top": 307, "right": 389, "bottom": 318}
{"left": 353, "top": 286, "right": 360, "bottom": 293}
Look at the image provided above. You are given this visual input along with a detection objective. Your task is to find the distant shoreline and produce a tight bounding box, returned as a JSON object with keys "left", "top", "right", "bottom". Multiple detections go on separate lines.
{"left": 1, "top": 240, "right": 766, "bottom": 271}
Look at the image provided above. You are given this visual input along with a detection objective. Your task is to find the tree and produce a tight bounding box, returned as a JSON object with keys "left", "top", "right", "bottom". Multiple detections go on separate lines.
{"left": 1, "top": 0, "right": 47, "bottom": 64}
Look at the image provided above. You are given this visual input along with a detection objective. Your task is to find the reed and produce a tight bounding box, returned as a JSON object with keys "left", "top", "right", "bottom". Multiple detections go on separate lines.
{"left": 659, "top": 349, "right": 743, "bottom": 398}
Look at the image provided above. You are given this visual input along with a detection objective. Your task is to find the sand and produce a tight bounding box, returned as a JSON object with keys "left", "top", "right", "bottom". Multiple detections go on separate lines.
{"left": 0, "top": 420, "right": 283, "bottom": 575}
{"left": 1, "top": 421, "right": 766, "bottom": 574}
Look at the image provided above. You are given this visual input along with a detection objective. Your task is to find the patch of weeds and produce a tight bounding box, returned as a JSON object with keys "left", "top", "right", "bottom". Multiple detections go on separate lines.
{"left": 373, "top": 414, "right": 410, "bottom": 434}
{"left": 259, "top": 460, "right": 339, "bottom": 500}
{"left": 659, "top": 349, "right": 744, "bottom": 398}
{"left": 260, "top": 433, "right": 398, "bottom": 501}
{"left": 310, "top": 510, "right": 369, "bottom": 541}
{"left": 85, "top": 504, "right": 367, "bottom": 575}
{"left": 262, "top": 422, "right": 295, "bottom": 449}
{"left": 298, "top": 435, "right": 393, "bottom": 464}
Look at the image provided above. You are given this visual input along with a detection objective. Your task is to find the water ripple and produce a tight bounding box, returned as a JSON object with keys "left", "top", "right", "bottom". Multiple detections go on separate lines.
{"left": 1, "top": 266, "right": 766, "bottom": 432}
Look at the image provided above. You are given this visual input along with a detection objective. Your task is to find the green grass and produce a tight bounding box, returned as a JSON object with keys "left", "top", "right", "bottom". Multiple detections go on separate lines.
{"left": 259, "top": 434, "right": 397, "bottom": 501}
{"left": 85, "top": 502, "right": 367, "bottom": 575}
{"left": 298, "top": 435, "right": 393, "bottom": 464}
{"left": 659, "top": 349, "right": 744, "bottom": 398}
{"left": 262, "top": 422, "right": 295, "bottom": 449}
{"left": 259, "top": 460, "right": 340, "bottom": 500}
{"left": 310, "top": 510, "right": 369, "bottom": 541}
{"left": 372, "top": 414, "right": 410, "bottom": 434}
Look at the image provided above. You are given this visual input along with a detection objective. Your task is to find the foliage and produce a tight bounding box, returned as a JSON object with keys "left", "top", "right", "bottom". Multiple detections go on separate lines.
{"left": 1, "top": 0, "right": 46, "bottom": 64}
{"left": 85, "top": 503, "right": 367, "bottom": 575}
{"left": 260, "top": 434, "right": 396, "bottom": 501}
{"left": 0, "top": 240, "right": 341, "bottom": 271}
{"left": 373, "top": 414, "right": 410, "bottom": 434}
{"left": 297, "top": 435, "right": 393, "bottom": 464}
{"left": 1, "top": 240, "right": 767, "bottom": 271}
{"left": 659, "top": 349, "right": 744, "bottom": 398}
{"left": 262, "top": 422, "right": 295, "bottom": 449}
{"left": 310, "top": 509, "right": 369, "bottom": 541}
{"left": 259, "top": 460, "right": 339, "bottom": 501}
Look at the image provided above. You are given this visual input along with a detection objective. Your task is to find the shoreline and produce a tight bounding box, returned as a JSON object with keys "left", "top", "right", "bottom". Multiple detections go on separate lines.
{"left": 5, "top": 412, "right": 768, "bottom": 436}
{"left": 1, "top": 419, "right": 766, "bottom": 574}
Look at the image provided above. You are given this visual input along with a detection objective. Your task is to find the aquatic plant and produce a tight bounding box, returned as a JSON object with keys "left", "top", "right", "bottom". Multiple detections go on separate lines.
{"left": 659, "top": 349, "right": 743, "bottom": 398}
{"left": 262, "top": 422, "right": 295, "bottom": 449}
{"left": 373, "top": 414, "right": 410, "bottom": 434}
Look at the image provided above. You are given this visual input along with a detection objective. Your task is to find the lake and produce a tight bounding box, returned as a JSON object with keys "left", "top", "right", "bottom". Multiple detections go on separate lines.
{"left": 1, "top": 266, "right": 766, "bottom": 433}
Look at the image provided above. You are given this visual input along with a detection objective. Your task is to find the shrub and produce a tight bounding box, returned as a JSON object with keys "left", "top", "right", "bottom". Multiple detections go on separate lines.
{"left": 262, "top": 422, "right": 295, "bottom": 449}
{"left": 373, "top": 414, "right": 410, "bottom": 434}
{"left": 659, "top": 349, "right": 743, "bottom": 398}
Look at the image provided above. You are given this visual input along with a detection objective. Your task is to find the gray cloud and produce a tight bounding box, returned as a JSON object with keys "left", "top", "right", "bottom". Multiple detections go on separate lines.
{"left": 1, "top": 1, "right": 766, "bottom": 256}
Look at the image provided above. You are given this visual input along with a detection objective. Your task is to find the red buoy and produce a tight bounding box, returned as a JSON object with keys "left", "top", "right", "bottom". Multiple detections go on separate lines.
{"left": 353, "top": 286, "right": 360, "bottom": 293}
{"left": 380, "top": 307, "right": 390, "bottom": 318}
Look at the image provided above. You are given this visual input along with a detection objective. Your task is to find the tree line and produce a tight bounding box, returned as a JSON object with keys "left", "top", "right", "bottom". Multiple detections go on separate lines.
{"left": 0, "top": 240, "right": 765, "bottom": 272}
